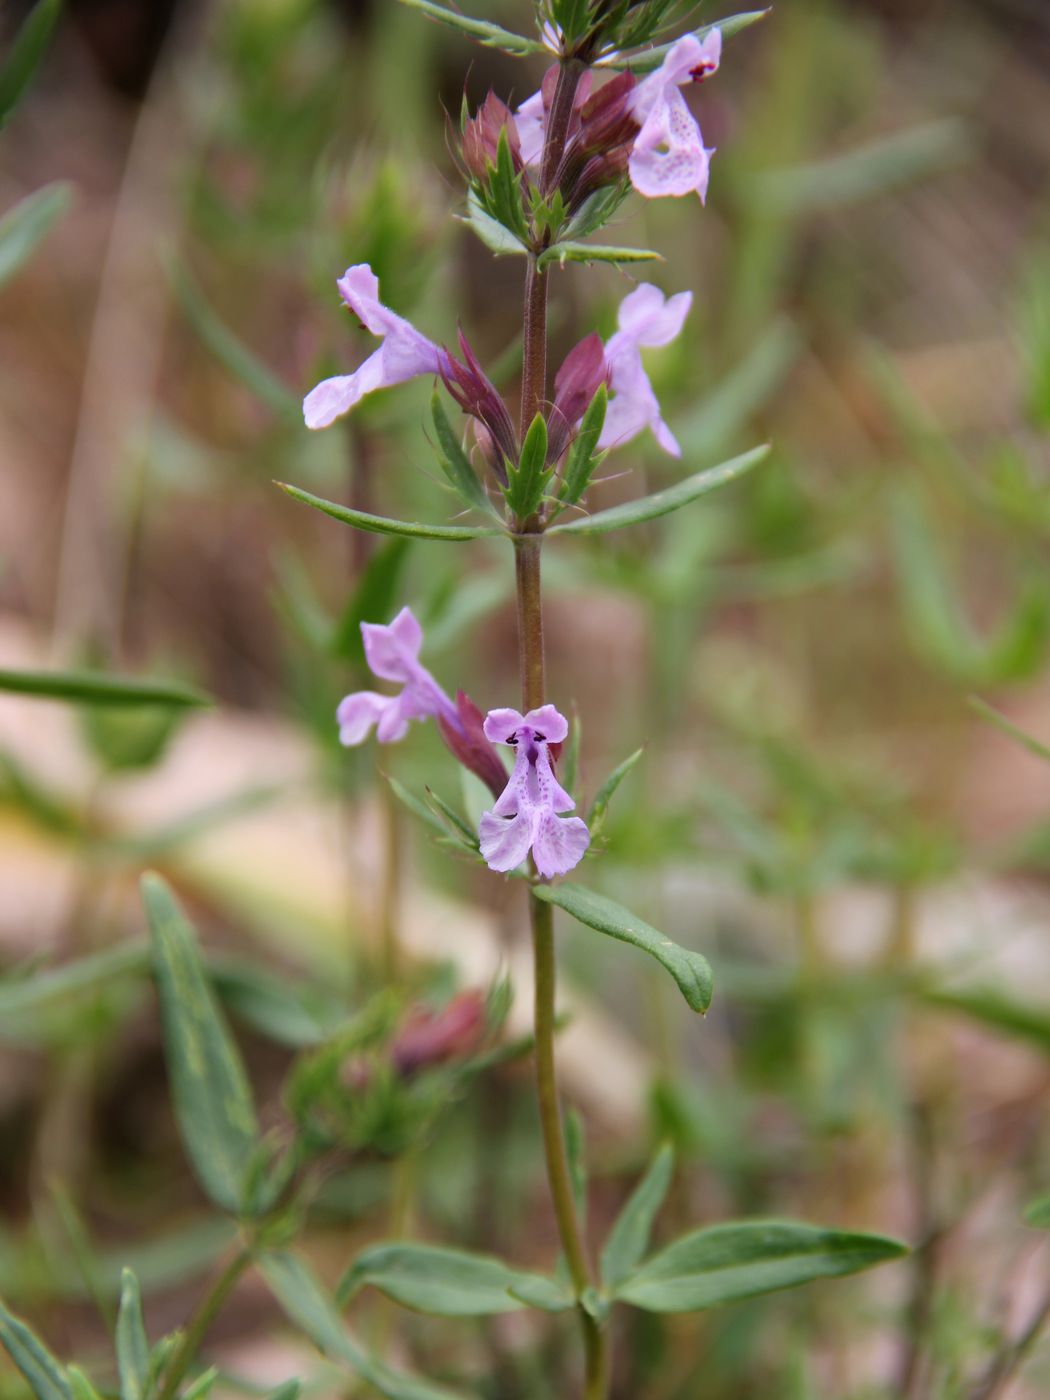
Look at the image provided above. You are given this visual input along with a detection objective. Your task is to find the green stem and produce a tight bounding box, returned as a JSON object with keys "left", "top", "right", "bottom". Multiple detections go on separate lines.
{"left": 157, "top": 1247, "right": 251, "bottom": 1400}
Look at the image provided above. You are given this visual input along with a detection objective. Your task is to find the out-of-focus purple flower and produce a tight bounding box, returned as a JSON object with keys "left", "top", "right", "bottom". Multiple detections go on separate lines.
{"left": 304, "top": 265, "right": 449, "bottom": 430}
{"left": 599, "top": 282, "right": 692, "bottom": 457}
{"left": 337, "top": 607, "right": 460, "bottom": 745}
{"left": 478, "top": 705, "right": 589, "bottom": 879}
{"left": 628, "top": 31, "right": 721, "bottom": 201}
{"left": 390, "top": 989, "right": 487, "bottom": 1078}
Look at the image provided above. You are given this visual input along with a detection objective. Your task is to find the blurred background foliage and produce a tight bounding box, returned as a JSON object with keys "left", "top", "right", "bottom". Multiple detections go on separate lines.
{"left": 2, "top": 0, "right": 1050, "bottom": 1396}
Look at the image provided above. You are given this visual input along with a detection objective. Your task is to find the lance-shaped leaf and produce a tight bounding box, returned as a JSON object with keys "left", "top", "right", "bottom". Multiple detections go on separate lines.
{"left": 396, "top": 0, "right": 543, "bottom": 55}
{"left": 588, "top": 747, "right": 644, "bottom": 839}
{"left": 537, "top": 242, "right": 662, "bottom": 271}
{"left": 0, "top": 183, "right": 72, "bottom": 288}
{"left": 338, "top": 1243, "right": 567, "bottom": 1316}
{"left": 169, "top": 257, "right": 299, "bottom": 419}
{"left": 969, "top": 697, "right": 1050, "bottom": 764}
{"left": 143, "top": 873, "right": 260, "bottom": 1214}
{"left": 430, "top": 391, "right": 499, "bottom": 518}
{"left": 0, "top": 0, "right": 62, "bottom": 128}
{"left": 600, "top": 1144, "right": 674, "bottom": 1290}
{"left": 0, "top": 667, "right": 210, "bottom": 707}
{"left": 259, "top": 1251, "right": 470, "bottom": 1400}
{"left": 919, "top": 986, "right": 1050, "bottom": 1054}
{"left": 608, "top": 11, "right": 771, "bottom": 73}
{"left": 462, "top": 190, "right": 526, "bottom": 257}
{"left": 504, "top": 413, "right": 551, "bottom": 521}
{"left": 115, "top": 1271, "right": 149, "bottom": 1400}
{"left": 548, "top": 445, "right": 769, "bottom": 536}
{"left": 614, "top": 1221, "right": 907, "bottom": 1311}
{"left": 0, "top": 1298, "right": 72, "bottom": 1400}
{"left": 533, "top": 884, "right": 712, "bottom": 1014}
{"left": 67, "top": 1369, "right": 104, "bottom": 1400}
{"left": 556, "top": 385, "right": 607, "bottom": 513}
{"left": 278, "top": 482, "right": 502, "bottom": 542}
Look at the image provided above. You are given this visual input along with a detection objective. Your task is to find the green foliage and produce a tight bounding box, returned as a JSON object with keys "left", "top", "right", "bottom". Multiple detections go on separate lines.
{"left": 537, "top": 242, "right": 662, "bottom": 270}
{"left": 144, "top": 874, "right": 261, "bottom": 1215}
{"left": 429, "top": 392, "right": 499, "bottom": 519}
{"left": 0, "top": 668, "right": 210, "bottom": 707}
{"left": 555, "top": 385, "right": 607, "bottom": 513}
{"left": 339, "top": 1243, "right": 561, "bottom": 1316}
{"left": 600, "top": 1145, "right": 674, "bottom": 1291}
{"left": 395, "top": 0, "right": 542, "bottom": 56}
{"left": 115, "top": 1271, "right": 150, "bottom": 1400}
{"left": 607, "top": 11, "right": 771, "bottom": 72}
{"left": 259, "top": 1251, "right": 468, "bottom": 1400}
{"left": 278, "top": 482, "right": 503, "bottom": 541}
{"left": 613, "top": 1221, "right": 907, "bottom": 1311}
{"left": 471, "top": 129, "right": 530, "bottom": 251}
{"left": 587, "top": 747, "right": 644, "bottom": 840}
{"left": 504, "top": 414, "right": 552, "bottom": 520}
{"left": 969, "top": 697, "right": 1050, "bottom": 764}
{"left": 80, "top": 704, "right": 185, "bottom": 775}
{"left": 463, "top": 191, "right": 526, "bottom": 258}
{"left": 0, "top": 183, "right": 72, "bottom": 287}
{"left": 0, "top": 0, "right": 62, "bottom": 128}
{"left": 533, "top": 884, "right": 713, "bottom": 1014}
{"left": 0, "top": 1297, "right": 72, "bottom": 1400}
{"left": 548, "top": 445, "right": 770, "bottom": 536}
{"left": 1024, "top": 1196, "right": 1050, "bottom": 1229}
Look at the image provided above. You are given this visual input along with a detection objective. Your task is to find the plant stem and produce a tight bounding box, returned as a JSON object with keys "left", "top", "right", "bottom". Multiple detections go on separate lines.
{"left": 157, "top": 1247, "right": 251, "bottom": 1400}
{"left": 514, "top": 533, "right": 607, "bottom": 1398}
{"left": 970, "top": 1285, "right": 1050, "bottom": 1400}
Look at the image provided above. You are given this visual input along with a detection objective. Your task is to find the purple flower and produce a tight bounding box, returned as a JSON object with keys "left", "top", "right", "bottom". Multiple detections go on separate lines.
{"left": 337, "top": 607, "right": 460, "bottom": 745}
{"left": 628, "top": 31, "right": 721, "bottom": 201}
{"left": 478, "top": 705, "right": 590, "bottom": 879}
{"left": 599, "top": 283, "right": 692, "bottom": 457}
{"left": 304, "top": 265, "right": 449, "bottom": 430}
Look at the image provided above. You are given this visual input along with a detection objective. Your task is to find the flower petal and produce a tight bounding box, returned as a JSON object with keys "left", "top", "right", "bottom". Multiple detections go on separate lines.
{"left": 337, "top": 691, "right": 392, "bottom": 745}
{"left": 483, "top": 707, "right": 526, "bottom": 744}
{"left": 522, "top": 704, "right": 568, "bottom": 743}
{"left": 361, "top": 606, "right": 422, "bottom": 682}
{"left": 479, "top": 810, "right": 536, "bottom": 873}
{"left": 616, "top": 284, "right": 693, "bottom": 348}
{"left": 531, "top": 812, "right": 590, "bottom": 878}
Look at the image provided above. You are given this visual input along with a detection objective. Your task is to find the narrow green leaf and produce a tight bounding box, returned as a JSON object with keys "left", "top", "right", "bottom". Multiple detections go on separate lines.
{"left": 0, "top": 182, "right": 72, "bottom": 287}
{"left": 430, "top": 391, "right": 499, "bottom": 518}
{"left": 181, "top": 1370, "right": 217, "bottom": 1400}
{"left": 0, "top": 944, "right": 147, "bottom": 1025}
{"left": 424, "top": 787, "right": 481, "bottom": 849}
{"left": 266, "top": 1385, "right": 301, "bottom": 1400}
{"left": 506, "top": 1274, "right": 574, "bottom": 1312}
{"left": 461, "top": 190, "right": 527, "bottom": 257}
{"left": 67, "top": 1368, "right": 104, "bottom": 1400}
{"left": 505, "top": 413, "right": 550, "bottom": 520}
{"left": 920, "top": 986, "right": 1050, "bottom": 1053}
{"left": 969, "top": 697, "right": 1050, "bottom": 765}
{"left": 0, "top": 0, "right": 62, "bottom": 127}
{"left": 278, "top": 482, "right": 502, "bottom": 541}
{"left": 600, "top": 1145, "right": 674, "bottom": 1290}
{"left": 169, "top": 258, "right": 299, "bottom": 419}
{"left": 387, "top": 776, "right": 450, "bottom": 839}
{"left": 533, "top": 884, "right": 713, "bottom": 1014}
{"left": 330, "top": 537, "right": 412, "bottom": 662}
{"left": 563, "top": 184, "right": 629, "bottom": 243}
{"left": 116, "top": 1271, "right": 149, "bottom": 1400}
{"left": 608, "top": 11, "right": 771, "bottom": 73}
{"left": 1025, "top": 1195, "right": 1050, "bottom": 1229}
{"left": 615, "top": 1221, "right": 907, "bottom": 1312}
{"left": 396, "top": 0, "right": 543, "bottom": 55}
{"left": 556, "top": 385, "right": 607, "bottom": 512}
{"left": 259, "top": 1251, "right": 469, "bottom": 1400}
{"left": 0, "top": 1297, "right": 72, "bottom": 1400}
{"left": 490, "top": 127, "right": 530, "bottom": 244}
{"left": 588, "top": 748, "right": 644, "bottom": 839}
{"left": 548, "top": 445, "right": 769, "bottom": 536}
{"left": 0, "top": 667, "right": 210, "bottom": 708}
{"left": 537, "top": 242, "right": 662, "bottom": 270}
{"left": 143, "top": 873, "right": 260, "bottom": 1214}
{"left": 339, "top": 1243, "right": 560, "bottom": 1316}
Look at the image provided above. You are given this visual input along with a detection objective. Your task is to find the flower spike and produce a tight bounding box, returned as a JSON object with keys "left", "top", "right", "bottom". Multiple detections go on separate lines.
{"left": 478, "top": 705, "right": 590, "bottom": 879}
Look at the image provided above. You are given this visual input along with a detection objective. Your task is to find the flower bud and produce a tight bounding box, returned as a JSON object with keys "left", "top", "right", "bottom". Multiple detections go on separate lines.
{"left": 462, "top": 91, "right": 521, "bottom": 182}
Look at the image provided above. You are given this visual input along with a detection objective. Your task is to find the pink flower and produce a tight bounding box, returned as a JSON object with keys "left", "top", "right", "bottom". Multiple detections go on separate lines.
{"left": 337, "top": 607, "right": 459, "bottom": 745}
{"left": 628, "top": 31, "right": 721, "bottom": 201}
{"left": 599, "top": 283, "right": 692, "bottom": 457}
{"left": 478, "top": 705, "right": 590, "bottom": 879}
{"left": 304, "top": 266, "right": 448, "bottom": 430}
